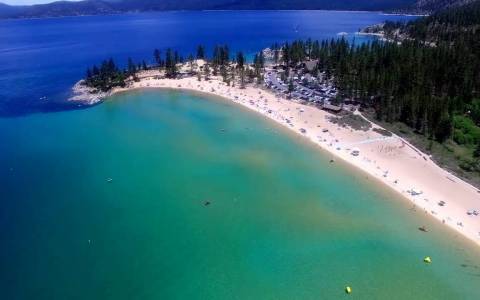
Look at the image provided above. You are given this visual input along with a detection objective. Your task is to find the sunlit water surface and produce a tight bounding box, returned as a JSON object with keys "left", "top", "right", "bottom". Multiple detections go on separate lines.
{"left": 1, "top": 90, "right": 479, "bottom": 299}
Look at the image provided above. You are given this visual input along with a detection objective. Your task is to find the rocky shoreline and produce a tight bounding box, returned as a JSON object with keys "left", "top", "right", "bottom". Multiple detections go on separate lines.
{"left": 69, "top": 80, "right": 112, "bottom": 105}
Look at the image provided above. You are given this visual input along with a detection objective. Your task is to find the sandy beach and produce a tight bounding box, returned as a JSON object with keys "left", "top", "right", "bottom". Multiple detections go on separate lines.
{"left": 72, "top": 69, "right": 480, "bottom": 247}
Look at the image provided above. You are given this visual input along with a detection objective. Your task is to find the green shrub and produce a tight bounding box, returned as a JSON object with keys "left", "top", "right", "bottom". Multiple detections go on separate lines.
{"left": 453, "top": 115, "right": 480, "bottom": 145}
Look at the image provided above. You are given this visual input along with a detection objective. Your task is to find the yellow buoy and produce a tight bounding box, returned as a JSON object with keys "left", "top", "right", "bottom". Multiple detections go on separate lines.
{"left": 424, "top": 256, "right": 432, "bottom": 263}
{"left": 345, "top": 286, "right": 352, "bottom": 294}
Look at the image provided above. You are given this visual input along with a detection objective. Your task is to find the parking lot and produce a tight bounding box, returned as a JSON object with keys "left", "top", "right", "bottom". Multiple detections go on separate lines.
{"left": 264, "top": 69, "right": 338, "bottom": 106}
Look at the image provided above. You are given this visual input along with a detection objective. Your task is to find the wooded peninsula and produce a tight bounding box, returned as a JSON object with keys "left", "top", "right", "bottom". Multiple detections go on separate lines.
{"left": 82, "top": 1, "right": 480, "bottom": 184}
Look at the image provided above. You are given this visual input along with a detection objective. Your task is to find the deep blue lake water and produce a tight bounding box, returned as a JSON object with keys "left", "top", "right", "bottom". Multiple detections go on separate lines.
{"left": 0, "top": 10, "right": 415, "bottom": 116}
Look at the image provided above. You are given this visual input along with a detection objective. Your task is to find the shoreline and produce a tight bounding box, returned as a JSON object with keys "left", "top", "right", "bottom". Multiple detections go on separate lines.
{"left": 0, "top": 10, "right": 420, "bottom": 21}
{"left": 71, "top": 71, "right": 480, "bottom": 248}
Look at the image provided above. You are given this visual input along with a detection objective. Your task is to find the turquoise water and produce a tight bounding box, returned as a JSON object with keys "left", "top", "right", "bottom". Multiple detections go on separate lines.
{"left": 1, "top": 90, "right": 479, "bottom": 299}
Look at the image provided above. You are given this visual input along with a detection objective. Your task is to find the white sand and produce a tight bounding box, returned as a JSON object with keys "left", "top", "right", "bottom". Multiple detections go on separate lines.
{"left": 72, "top": 70, "right": 480, "bottom": 247}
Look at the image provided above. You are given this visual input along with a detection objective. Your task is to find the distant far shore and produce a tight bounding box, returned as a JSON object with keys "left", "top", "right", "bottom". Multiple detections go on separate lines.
{"left": 70, "top": 68, "right": 480, "bottom": 248}
{"left": 0, "top": 9, "right": 420, "bottom": 21}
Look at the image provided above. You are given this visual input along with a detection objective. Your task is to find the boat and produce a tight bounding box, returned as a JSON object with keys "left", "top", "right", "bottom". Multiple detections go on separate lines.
{"left": 345, "top": 286, "right": 352, "bottom": 294}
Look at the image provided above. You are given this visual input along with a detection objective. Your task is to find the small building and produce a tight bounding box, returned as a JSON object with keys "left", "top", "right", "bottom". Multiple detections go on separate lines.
{"left": 262, "top": 48, "right": 275, "bottom": 60}
{"left": 303, "top": 73, "right": 314, "bottom": 83}
{"left": 304, "top": 60, "right": 319, "bottom": 72}
{"left": 322, "top": 103, "right": 342, "bottom": 113}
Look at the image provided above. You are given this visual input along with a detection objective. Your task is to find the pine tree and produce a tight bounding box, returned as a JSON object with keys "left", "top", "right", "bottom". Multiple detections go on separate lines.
{"left": 204, "top": 64, "right": 210, "bottom": 81}
{"left": 221, "top": 65, "right": 228, "bottom": 83}
{"left": 288, "top": 79, "right": 294, "bottom": 92}
{"left": 196, "top": 45, "right": 205, "bottom": 60}
{"left": 240, "top": 68, "right": 246, "bottom": 89}
{"left": 154, "top": 49, "right": 161, "bottom": 66}
{"left": 236, "top": 51, "right": 245, "bottom": 69}
{"left": 127, "top": 57, "right": 136, "bottom": 76}
{"left": 165, "top": 48, "right": 177, "bottom": 78}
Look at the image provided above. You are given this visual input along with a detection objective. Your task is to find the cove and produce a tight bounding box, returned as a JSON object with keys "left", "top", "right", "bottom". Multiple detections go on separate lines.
{"left": 0, "top": 89, "right": 479, "bottom": 299}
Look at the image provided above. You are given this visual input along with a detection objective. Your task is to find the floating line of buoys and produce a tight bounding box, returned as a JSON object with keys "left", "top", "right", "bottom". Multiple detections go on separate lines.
{"left": 342, "top": 257, "right": 430, "bottom": 295}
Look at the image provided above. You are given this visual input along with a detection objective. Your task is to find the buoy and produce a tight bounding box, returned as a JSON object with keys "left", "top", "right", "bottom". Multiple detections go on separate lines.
{"left": 424, "top": 256, "right": 432, "bottom": 263}
{"left": 345, "top": 286, "right": 352, "bottom": 294}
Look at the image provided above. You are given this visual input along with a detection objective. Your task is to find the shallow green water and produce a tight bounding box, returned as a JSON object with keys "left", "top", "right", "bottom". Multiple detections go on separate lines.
{"left": 1, "top": 90, "right": 479, "bottom": 299}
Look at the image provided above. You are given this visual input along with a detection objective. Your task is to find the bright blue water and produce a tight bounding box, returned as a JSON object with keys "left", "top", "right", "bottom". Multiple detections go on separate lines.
{"left": 0, "top": 10, "right": 416, "bottom": 116}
